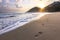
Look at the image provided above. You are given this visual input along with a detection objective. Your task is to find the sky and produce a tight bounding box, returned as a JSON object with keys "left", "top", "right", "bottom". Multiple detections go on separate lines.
{"left": 0, "top": 0, "right": 59, "bottom": 5}
{"left": 0, "top": 0, "right": 59, "bottom": 13}
{"left": 0, "top": 0, "right": 59, "bottom": 7}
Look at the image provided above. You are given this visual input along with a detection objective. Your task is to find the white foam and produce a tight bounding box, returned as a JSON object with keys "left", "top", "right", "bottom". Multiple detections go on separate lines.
{"left": 0, "top": 13, "right": 50, "bottom": 35}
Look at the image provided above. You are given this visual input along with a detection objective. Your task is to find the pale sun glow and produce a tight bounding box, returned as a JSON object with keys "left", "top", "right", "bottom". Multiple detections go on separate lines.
{"left": 37, "top": 3, "right": 46, "bottom": 9}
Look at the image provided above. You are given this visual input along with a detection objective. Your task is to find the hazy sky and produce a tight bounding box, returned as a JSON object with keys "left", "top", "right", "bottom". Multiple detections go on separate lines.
{"left": 0, "top": 0, "right": 60, "bottom": 13}
{"left": 0, "top": 0, "right": 59, "bottom": 2}
{"left": 0, "top": 0, "right": 59, "bottom": 5}
{"left": 0, "top": 0, "right": 59, "bottom": 8}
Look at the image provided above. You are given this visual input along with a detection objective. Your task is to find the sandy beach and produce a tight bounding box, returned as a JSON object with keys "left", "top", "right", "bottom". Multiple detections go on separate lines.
{"left": 0, "top": 12, "right": 60, "bottom": 40}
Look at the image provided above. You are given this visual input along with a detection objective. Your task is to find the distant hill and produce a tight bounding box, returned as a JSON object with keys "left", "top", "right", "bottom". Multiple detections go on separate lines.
{"left": 27, "top": 7, "right": 40, "bottom": 12}
{"left": 27, "top": 1, "right": 60, "bottom": 12}
{"left": 45, "top": 1, "right": 60, "bottom": 12}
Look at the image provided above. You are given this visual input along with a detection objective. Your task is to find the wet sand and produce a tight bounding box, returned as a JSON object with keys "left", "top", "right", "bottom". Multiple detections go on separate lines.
{"left": 0, "top": 13, "right": 60, "bottom": 40}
